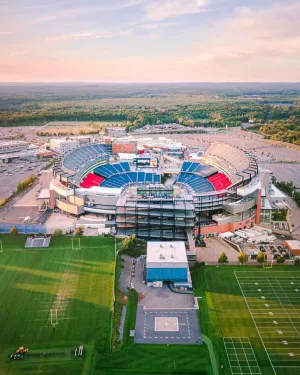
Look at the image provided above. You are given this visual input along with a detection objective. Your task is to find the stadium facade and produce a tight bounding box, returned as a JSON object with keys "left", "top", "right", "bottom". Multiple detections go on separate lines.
{"left": 49, "top": 142, "right": 261, "bottom": 240}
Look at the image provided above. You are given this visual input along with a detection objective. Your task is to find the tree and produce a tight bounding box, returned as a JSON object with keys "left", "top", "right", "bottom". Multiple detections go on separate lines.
{"left": 294, "top": 257, "right": 300, "bottom": 266}
{"left": 256, "top": 252, "right": 265, "bottom": 265}
{"left": 120, "top": 235, "right": 135, "bottom": 253}
{"left": 276, "top": 255, "right": 285, "bottom": 264}
{"left": 54, "top": 229, "right": 62, "bottom": 236}
{"left": 10, "top": 226, "right": 18, "bottom": 236}
{"left": 238, "top": 251, "right": 248, "bottom": 265}
{"left": 75, "top": 225, "right": 84, "bottom": 237}
{"left": 218, "top": 252, "right": 228, "bottom": 264}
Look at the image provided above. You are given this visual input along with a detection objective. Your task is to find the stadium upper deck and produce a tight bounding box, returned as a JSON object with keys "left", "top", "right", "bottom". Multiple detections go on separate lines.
{"left": 50, "top": 142, "right": 260, "bottom": 239}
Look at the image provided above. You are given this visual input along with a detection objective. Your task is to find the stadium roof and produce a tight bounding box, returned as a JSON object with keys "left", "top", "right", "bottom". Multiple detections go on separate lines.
{"left": 78, "top": 186, "right": 122, "bottom": 196}
{"left": 285, "top": 240, "right": 300, "bottom": 251}
{"left": 147, "top": 241, "right": 187, "bottom": 264}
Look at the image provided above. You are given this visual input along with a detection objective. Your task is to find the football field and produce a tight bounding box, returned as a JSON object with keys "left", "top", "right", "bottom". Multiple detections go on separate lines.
{"left": 193, "top": 266, "right": 300, "bottom": 375}
{"left": 235, "top": 271, "right": 300, "bottom": 375}
{"left": 0, "top": 235, "right": 115, "bottom": 375}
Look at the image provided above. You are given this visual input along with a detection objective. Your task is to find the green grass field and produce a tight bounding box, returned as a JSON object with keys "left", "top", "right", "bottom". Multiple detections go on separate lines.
{"left": 2, "top": 236, "right": 300, "bottom": 375}
{"left": 193, "top": 265, "right": 300, "bottom": 375}
{"left": 0, "top": 235, "right": 115, "bottom": 375}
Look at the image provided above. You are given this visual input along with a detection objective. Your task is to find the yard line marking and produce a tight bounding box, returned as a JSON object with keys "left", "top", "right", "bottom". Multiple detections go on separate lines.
{"left": 235, "top": 273, "right": 300, "bottom": 372}
{"left": 266, "top": 277, "right": 300, "bottom": 337}
{"left": 234, "top": 272, "right": 276, "bottom": 375}
{"left": 223, "top": 337, "right": 262, "bottom": 375}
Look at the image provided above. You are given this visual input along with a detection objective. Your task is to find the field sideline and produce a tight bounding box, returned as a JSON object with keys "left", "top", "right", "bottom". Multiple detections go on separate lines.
{"left": 0, "top": 235, "right": 115, "bottom": 375}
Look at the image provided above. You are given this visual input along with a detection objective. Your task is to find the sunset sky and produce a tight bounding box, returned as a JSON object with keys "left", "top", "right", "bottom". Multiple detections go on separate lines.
{"left": 0, "top": 0, "right": 299, "bottom": 82}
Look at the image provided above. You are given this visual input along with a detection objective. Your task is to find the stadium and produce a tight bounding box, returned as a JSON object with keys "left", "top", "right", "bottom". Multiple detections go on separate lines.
{"left": 50, "top": 142, "right": 261, "bottom": 240}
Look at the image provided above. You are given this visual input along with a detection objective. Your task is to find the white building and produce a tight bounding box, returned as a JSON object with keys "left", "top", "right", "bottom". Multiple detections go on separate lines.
{"left": 146, "top": 241, "right": 188, "bottom": 283}
{"left": 0, "top": 141, "right": 28, "bottom": 154}
{"left": 50, "top": 137, "right": 91, "bottom": 155}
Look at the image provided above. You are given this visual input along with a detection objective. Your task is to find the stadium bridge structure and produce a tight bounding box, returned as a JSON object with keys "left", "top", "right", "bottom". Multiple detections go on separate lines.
{"left": 49, "top": 142, "right": 261, "bottom": 240}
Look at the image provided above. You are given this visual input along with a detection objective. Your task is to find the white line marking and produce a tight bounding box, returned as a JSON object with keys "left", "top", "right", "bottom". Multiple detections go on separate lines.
{"left": 234, "top": 272, "right": 276, "bottom": 375}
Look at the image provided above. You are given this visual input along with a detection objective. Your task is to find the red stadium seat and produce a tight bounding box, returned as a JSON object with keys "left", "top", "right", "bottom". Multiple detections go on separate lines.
{"left": 80, "top": 173, "right": 105, "bottom": 188}
{"left": 208, "top": 173, "right": 231, "bottom": 191}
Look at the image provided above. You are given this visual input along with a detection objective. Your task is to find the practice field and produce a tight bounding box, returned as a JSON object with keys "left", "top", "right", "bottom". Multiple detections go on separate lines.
{"left": 192, "top": 266, "right": 300, "bottom": 375}
{"left": 235, "top": 271, "right": 300, "bottom": 375}
{"left": 41, "top": 121, "right": 124, "bottom": 135}
{"left": 0, "top": 235, "right": 115, "bottom": 375}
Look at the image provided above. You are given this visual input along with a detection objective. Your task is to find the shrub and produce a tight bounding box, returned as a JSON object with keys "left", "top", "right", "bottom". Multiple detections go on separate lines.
{"left": 54, "top": 229, "right": 63, "bottom": 236}
{"left": 294, "top": 257, "right": 300, "bottom": 266}
{"left": 10, "top": 226, "right": 18, "bottom": 236}
{"left": 238, "top": 251, "right": 249, "bottom": 265}
{"left": 218, "top": 252, "right": 228, "bottom": 264}
{"left": 256, "top": 252, "right": 265, "bottom": 265}
{"left": 276, "top": 255, "right": 285, "bottom": 264}
{"left": 75, "top": 225, "right": 84, "bottom": 237}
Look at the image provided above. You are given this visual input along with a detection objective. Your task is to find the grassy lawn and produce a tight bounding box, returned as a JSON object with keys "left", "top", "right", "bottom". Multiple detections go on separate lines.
{"left": 2, "top": 236, "right": 300, "bottom": 375}
{"left": 0, "top": 235, "right": 115, "bottom": 375}
{"left": 95, "top": 344, "right": 212, "bottom": 375}
{"left": 192, "top": 265, "right": 300, "bottom": 375}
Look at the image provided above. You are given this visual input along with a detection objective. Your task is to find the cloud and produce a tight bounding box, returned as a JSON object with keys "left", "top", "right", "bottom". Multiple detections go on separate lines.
{"left": 32, "top": 6, "right": 107, "bottom": 24}
{"left": 120, "top": 0, "right": 146, "bottom": 8}
{"left": 141, "top": 21, "right": 181, "bottom": 29}
{"left": 0, "top": 31, "right": 12, "bottom": 35}
{"left": 47, "top": 29, "right": 132, "bottom": 42}
{"left": 145, "top": 0, "right": 208, "bottom": 21}
{"left": 1, "top": 0, "right": 82, "bottom": 12}
{"left": 186, "top": 2, "right": 300, "bottom": 63}
{"left": 1, "top": 1, "right": 300, "bottom": 82}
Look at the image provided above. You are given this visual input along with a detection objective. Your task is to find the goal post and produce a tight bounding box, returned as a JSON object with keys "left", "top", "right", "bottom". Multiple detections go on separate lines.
{"left": 50, "top": 309, "right": 58, "bottom": 327}
{"left": 71, "top": 238, "right": 81, "bottom": 250}
{"left": 263, "top": 254, "right": 273, "bottom": 269}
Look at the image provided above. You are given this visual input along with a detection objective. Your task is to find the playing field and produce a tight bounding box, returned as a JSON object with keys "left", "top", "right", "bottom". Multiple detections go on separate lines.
{"left": 193, "top": 266, "right": 300, "bottom": 375}
{"left": 0, "top": 235, "right": 115, "bottom": 375}
{"left": 2, "top": 241, "right": 300, "bottom": 375}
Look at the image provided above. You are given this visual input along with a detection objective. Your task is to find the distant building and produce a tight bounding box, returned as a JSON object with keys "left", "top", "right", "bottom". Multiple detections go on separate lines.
{"left": 112, "top": 140, "right": 137, "bottom": 154}
{"left": 107, "top": 128, "right": 127, "bottom": 137}
{"left": 284, "top": 240, "right": 300, "bottom": 256}
{"left": 259, "top": 169, "right": 287, "bottom": 224}
{"left": 146, "top": 241, "right": 189, "bottom": 284}
{"left": 0, "top": 141, "right": 28, "bottom": 154}
{"left": 50, "top": 137, "right": 91, "bottom": 155}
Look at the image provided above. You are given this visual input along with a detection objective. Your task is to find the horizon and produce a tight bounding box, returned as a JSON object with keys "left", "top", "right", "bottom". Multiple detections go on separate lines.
{"left": 0, "top": 81, "right": 300, "bottom": 85}
{"left": 1, "top": 0, "right": 299, "bottom": 82}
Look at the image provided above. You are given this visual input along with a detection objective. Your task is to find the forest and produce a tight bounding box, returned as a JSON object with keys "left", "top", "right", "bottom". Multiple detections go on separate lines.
{"left": 0, "top": 83, "right": 299, "bottom": 144}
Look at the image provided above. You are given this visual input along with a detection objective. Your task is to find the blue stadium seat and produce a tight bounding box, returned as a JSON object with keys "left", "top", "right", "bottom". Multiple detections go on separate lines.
{"left": 128, "top": 172, "right": 137, "bottom": 182}
{"left": 120, "top": 162, "right": 130, "bottom": 172}
{"left": 145, "top": 173, "right": 153, "bottom": 183}
{"left": 113, "top": 163, "right": 124, "bottom": 173}
{"left": 154, "top": 174, "right": 161, "bottom": 183}
{"left": 181, "top": 161, "right": 191, "bottom": 172}
{"left": 138, "top": 172, "right": 145, "bottom": 183}
{"left": 62, "top": 144, "right": 107, "bottom": 171}
{"left": 187, "top": 162, "right": 200, "bottom": 172}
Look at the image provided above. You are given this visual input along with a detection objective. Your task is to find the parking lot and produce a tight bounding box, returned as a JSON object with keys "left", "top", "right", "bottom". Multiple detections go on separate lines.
{"left": 259, "top": 162, "right": 300, "bottom": 186}
{"left": 0, "top": 160, "right": 47, "bottom": 201}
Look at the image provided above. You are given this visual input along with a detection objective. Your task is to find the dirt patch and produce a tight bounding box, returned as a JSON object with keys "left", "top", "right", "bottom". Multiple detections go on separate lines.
{"left": 40, "top": 121, "right": 124, "bottom": 135}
